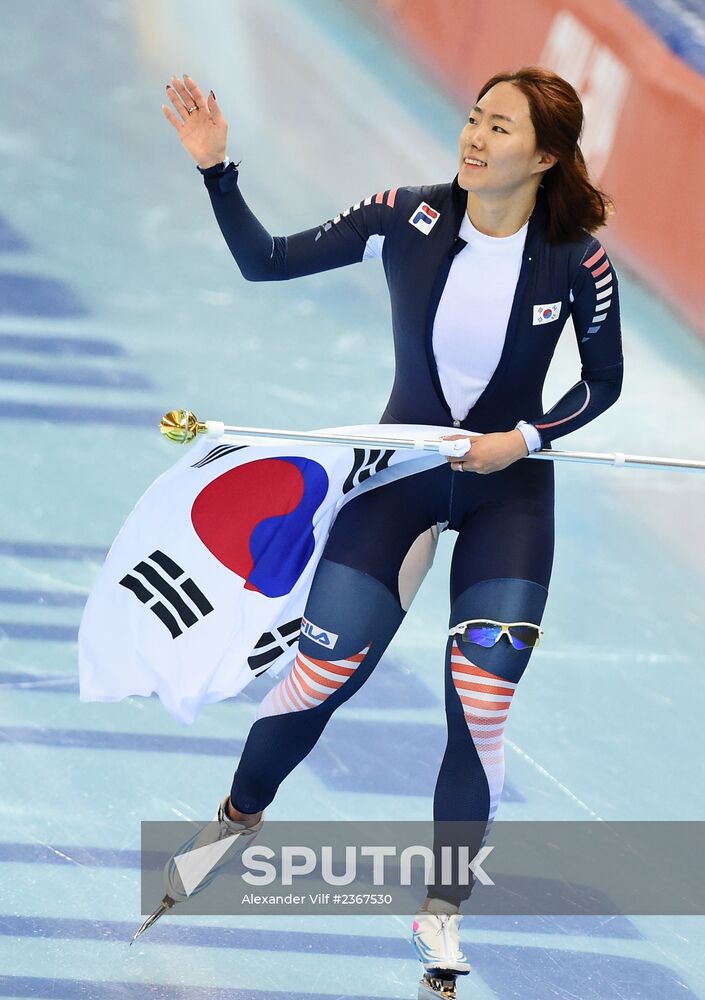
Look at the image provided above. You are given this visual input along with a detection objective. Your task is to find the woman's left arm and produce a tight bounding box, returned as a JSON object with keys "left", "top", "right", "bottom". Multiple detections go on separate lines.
{"left": 445, "top": 238, "right": 624, "bottom": 475}
{"left": 529, "top": 239, "right": 624, "bottom": 447}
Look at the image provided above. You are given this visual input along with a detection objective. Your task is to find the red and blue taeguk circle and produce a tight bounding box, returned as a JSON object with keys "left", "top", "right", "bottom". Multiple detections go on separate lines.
{"left": 191, "top": 457, "right": 329, "bottom": 598}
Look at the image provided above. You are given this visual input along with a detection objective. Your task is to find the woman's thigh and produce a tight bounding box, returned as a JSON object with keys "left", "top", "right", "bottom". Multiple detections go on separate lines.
{"left": 448, "top": 461, "right": 555, "bottom": 685}
{"left": 322, "top": 464, "right": 450, "bottom": 610}
{"left": 258, "top": 465, "right": 452, "bottom": 718}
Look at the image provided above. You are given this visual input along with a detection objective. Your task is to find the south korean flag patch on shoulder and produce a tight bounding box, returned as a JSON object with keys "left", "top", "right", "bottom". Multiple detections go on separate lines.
{"left": 533, "top": 301, "right": 562, "bottom": 325}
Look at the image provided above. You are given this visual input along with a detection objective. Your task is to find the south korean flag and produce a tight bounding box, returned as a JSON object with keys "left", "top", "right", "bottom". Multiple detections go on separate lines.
{"left": 79, "top": 424, "right": 452, "bottom": 724}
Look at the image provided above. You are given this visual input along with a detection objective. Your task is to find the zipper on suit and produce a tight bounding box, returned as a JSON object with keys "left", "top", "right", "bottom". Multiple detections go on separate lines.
{"left": 422, "top": 236, "right": 467, "bottom": 426}
{"left": 468, "top": 248, "right": 535, "bottom": 418}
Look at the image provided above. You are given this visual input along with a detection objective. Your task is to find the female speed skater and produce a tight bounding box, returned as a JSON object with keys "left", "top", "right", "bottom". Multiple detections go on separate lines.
{"left": 142, "top": 66, "right": 623, "bottom": 998}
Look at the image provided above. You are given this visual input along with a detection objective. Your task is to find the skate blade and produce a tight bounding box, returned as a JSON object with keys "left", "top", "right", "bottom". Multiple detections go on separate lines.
{"left": 418, "top": 972, "right": 458, "bottom": 1000}
{"left": 129, "top": 895, "right": 176, "bottom": 945}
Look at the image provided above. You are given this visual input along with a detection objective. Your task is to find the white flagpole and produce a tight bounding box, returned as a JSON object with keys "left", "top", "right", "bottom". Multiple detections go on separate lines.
{"left": 159, "top": 410, "right": 705, "bottom": 473}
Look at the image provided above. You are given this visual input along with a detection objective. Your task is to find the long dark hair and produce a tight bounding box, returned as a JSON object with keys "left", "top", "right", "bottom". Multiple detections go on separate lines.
{"left": 477, "top": 67, "right": 613, "bottom": 242}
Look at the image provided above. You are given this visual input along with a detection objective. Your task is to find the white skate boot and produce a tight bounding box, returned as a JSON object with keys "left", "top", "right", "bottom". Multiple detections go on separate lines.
{"left": 413, "top": 906, "right": 471, "bottom": 999}
{"left": 131, "top": 795, "right": 263, "bottom": 943}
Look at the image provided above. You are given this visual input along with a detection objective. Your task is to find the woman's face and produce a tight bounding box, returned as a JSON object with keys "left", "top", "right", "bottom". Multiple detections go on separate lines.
{"left": 458, "top": 82, "right": 555, "bottom": 196}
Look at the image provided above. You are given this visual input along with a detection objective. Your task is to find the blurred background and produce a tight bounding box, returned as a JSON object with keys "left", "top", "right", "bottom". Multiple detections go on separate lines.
{"left": 1, "top": 0, "right": 704, "bottom": 997}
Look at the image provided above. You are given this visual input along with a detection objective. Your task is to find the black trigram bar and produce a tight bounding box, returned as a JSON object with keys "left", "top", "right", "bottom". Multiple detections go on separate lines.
{"left": 342, "top": 448, "right": 395, "bottom": 494}
{"left": 118, "top": 574, "right": 182, "bottom": 640}
{"left": 147, "top": 551, "right": 213, "bottom": 615}
{"left": 149, "top": 549, "right": 183, "bottom": 578}
{"left": 119, "top": 549, "right": 213, "bottom": 639}
{"left": 191, "top": 444, "right": 246, "bottom": 468}
{"left": 248, "top": 618, "right": 301, "bottom": 673}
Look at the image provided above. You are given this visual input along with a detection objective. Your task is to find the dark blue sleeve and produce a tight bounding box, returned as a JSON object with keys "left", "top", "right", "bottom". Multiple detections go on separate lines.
{"left": 531, "top": 239, "right": 624, "bottom": 446}
{"left": 201, "top": 161, "right": 398, "bottom": 281}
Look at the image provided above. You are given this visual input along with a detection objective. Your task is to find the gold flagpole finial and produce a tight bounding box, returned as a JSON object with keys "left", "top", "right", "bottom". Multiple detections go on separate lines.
{"left": 159, "top": 409, "right": 207, "bottom": 444}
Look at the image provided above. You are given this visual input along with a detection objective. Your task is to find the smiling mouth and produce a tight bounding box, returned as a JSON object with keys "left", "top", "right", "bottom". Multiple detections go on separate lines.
{"left": 463, "top": 157, "right": 487, "bottom": 167}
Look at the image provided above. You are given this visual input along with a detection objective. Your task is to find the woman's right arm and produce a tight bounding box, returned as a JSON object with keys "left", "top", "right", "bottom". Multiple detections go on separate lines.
{"left": 163, "top": 74, "right": 396, "bottom": 282}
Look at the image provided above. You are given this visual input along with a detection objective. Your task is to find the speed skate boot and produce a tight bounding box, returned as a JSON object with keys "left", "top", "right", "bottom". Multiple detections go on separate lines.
{"left": 131, "top": 795, "right": 263, "bottom": 944}
{"left": 413, "top": 905, "right": 471, "bottom": 999}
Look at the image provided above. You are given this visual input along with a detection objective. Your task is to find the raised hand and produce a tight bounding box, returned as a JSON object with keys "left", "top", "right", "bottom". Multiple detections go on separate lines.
{"left": 162, "top": 74, "right": 228, "bottom": 169}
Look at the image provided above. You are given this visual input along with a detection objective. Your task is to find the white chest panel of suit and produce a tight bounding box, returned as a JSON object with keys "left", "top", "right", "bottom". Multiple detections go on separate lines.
{"left": 432, "top": 212, "right": 528, "bottom": 423}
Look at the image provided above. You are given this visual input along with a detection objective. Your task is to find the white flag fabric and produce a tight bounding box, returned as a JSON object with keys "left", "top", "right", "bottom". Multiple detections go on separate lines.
{"left": 78, "top": 424, "right": 452, "bottom": 724}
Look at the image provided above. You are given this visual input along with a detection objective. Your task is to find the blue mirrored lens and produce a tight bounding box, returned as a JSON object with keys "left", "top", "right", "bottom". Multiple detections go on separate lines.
{"left": 465, "top": 625, "right": 501, "bottom": 647}
{"left": 508, "top": 626, "right": 539, "bottom": 650}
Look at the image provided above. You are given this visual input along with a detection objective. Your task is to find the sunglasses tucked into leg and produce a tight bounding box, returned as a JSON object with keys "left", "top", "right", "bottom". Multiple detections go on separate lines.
{"left": 449, "top": 619, "right": 543, "bottom": 650}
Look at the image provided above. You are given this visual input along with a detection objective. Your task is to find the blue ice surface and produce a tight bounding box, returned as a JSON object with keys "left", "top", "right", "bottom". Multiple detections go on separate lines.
{"left": 0, "top": 0, "right": 704, "bottom": 997}
{"left": 0, "top": 215, "right": 31, "bottom": 253}
{"left": 0, "top": 274, "right": 88, "bottom": 318}
{"left": 0, "top": 332, "right": 125, "bottom": 357}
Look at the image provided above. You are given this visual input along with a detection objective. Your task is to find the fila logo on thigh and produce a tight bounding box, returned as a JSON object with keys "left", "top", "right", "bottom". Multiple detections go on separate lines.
{"left": 409, "top": 202, "right": 440, "bottom": 233}
{"left": 301, "top": 616, "right": 339, "bottom": 650}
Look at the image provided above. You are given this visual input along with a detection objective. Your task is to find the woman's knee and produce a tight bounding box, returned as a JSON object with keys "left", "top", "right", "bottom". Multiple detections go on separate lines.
{"left": 449, "top": 576, "right": 548, "bottom": 684}
{"left": 256, "top": 559, "right": 405, "bottom": 722}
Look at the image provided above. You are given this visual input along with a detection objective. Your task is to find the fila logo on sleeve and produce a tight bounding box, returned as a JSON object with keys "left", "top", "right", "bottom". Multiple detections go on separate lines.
{"left": 532, "top": 302, "right": 562, "bottom": 325}
{"left": 409, "top": 202, "right": 440, "bottom": 234}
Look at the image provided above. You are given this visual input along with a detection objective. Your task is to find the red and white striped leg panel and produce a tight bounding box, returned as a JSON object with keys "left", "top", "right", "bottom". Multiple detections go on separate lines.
{"left": 256, "top": 645, "right": 371, "bottom": 721}
{"left": 450, "top": 639, "right": 517, "bottom": 824}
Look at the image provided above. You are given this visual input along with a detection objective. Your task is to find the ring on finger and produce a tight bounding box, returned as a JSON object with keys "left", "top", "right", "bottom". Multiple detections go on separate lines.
{"left": 187, "top": 105, "right": 198, "bottom": 114}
